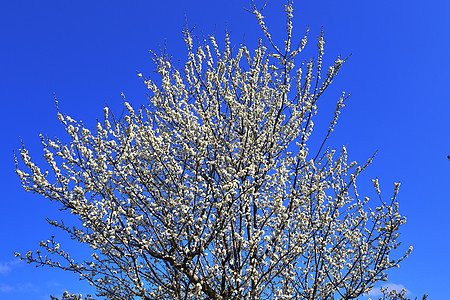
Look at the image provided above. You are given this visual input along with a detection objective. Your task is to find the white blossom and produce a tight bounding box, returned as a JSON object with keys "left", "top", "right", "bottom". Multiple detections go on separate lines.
{"left": 13, "top": 1, "right": 418, "bottom": 300}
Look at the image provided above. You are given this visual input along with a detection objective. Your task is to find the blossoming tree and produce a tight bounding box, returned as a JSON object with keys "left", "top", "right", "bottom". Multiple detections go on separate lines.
{"left": 14, "top": 1, "right": 423, "bottom": 299}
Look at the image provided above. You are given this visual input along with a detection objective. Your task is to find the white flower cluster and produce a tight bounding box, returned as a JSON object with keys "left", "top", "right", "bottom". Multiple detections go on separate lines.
{"left": 14, "top": 1, "right": 412, "bottom": 299}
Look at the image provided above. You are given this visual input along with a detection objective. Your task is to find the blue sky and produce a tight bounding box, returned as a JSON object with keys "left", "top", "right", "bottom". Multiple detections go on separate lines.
{"left": 1, "top": 0, "right": 449, "bottom": 299}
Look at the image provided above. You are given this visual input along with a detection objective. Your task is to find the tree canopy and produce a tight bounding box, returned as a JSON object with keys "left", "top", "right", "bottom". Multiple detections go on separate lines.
{"left": 14, "top": 1, "right": 423, "bottom": 299}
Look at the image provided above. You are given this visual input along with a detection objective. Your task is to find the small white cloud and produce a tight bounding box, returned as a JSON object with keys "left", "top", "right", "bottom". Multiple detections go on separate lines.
{"left": 0, "top": 263, "right": 11, "bottom": 275}
{"left": 46, "top": 280, "right": 62, "bottom": 287}
{"left": 0, "top": 283, "right": 14, "bottom": 293}
{"left": 0, "top": 282, "right": 37, "bottom": 293}
{"left": 0, "top": 260, "right": 22, "bottom": 275}
{"left": 368, "top": 282, "right": 411, "bottom": 297}
{"left": 17, "top": 282, "right": 36, "bottom": 291}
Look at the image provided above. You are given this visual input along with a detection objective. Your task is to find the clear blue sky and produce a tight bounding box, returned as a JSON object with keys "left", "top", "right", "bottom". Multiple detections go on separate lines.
{"left": 1, "top": 0, "right": 449, "bottom": 299}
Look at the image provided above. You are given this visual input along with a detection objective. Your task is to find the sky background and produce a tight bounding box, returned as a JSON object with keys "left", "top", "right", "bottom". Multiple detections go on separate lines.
{"left": 1, "top": 0, "right": 449, "bottom": 299}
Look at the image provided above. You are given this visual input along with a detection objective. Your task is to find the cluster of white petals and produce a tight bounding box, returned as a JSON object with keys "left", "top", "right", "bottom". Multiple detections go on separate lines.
{"left": 14, "top": 1, "right": 416, "bottom": 299}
